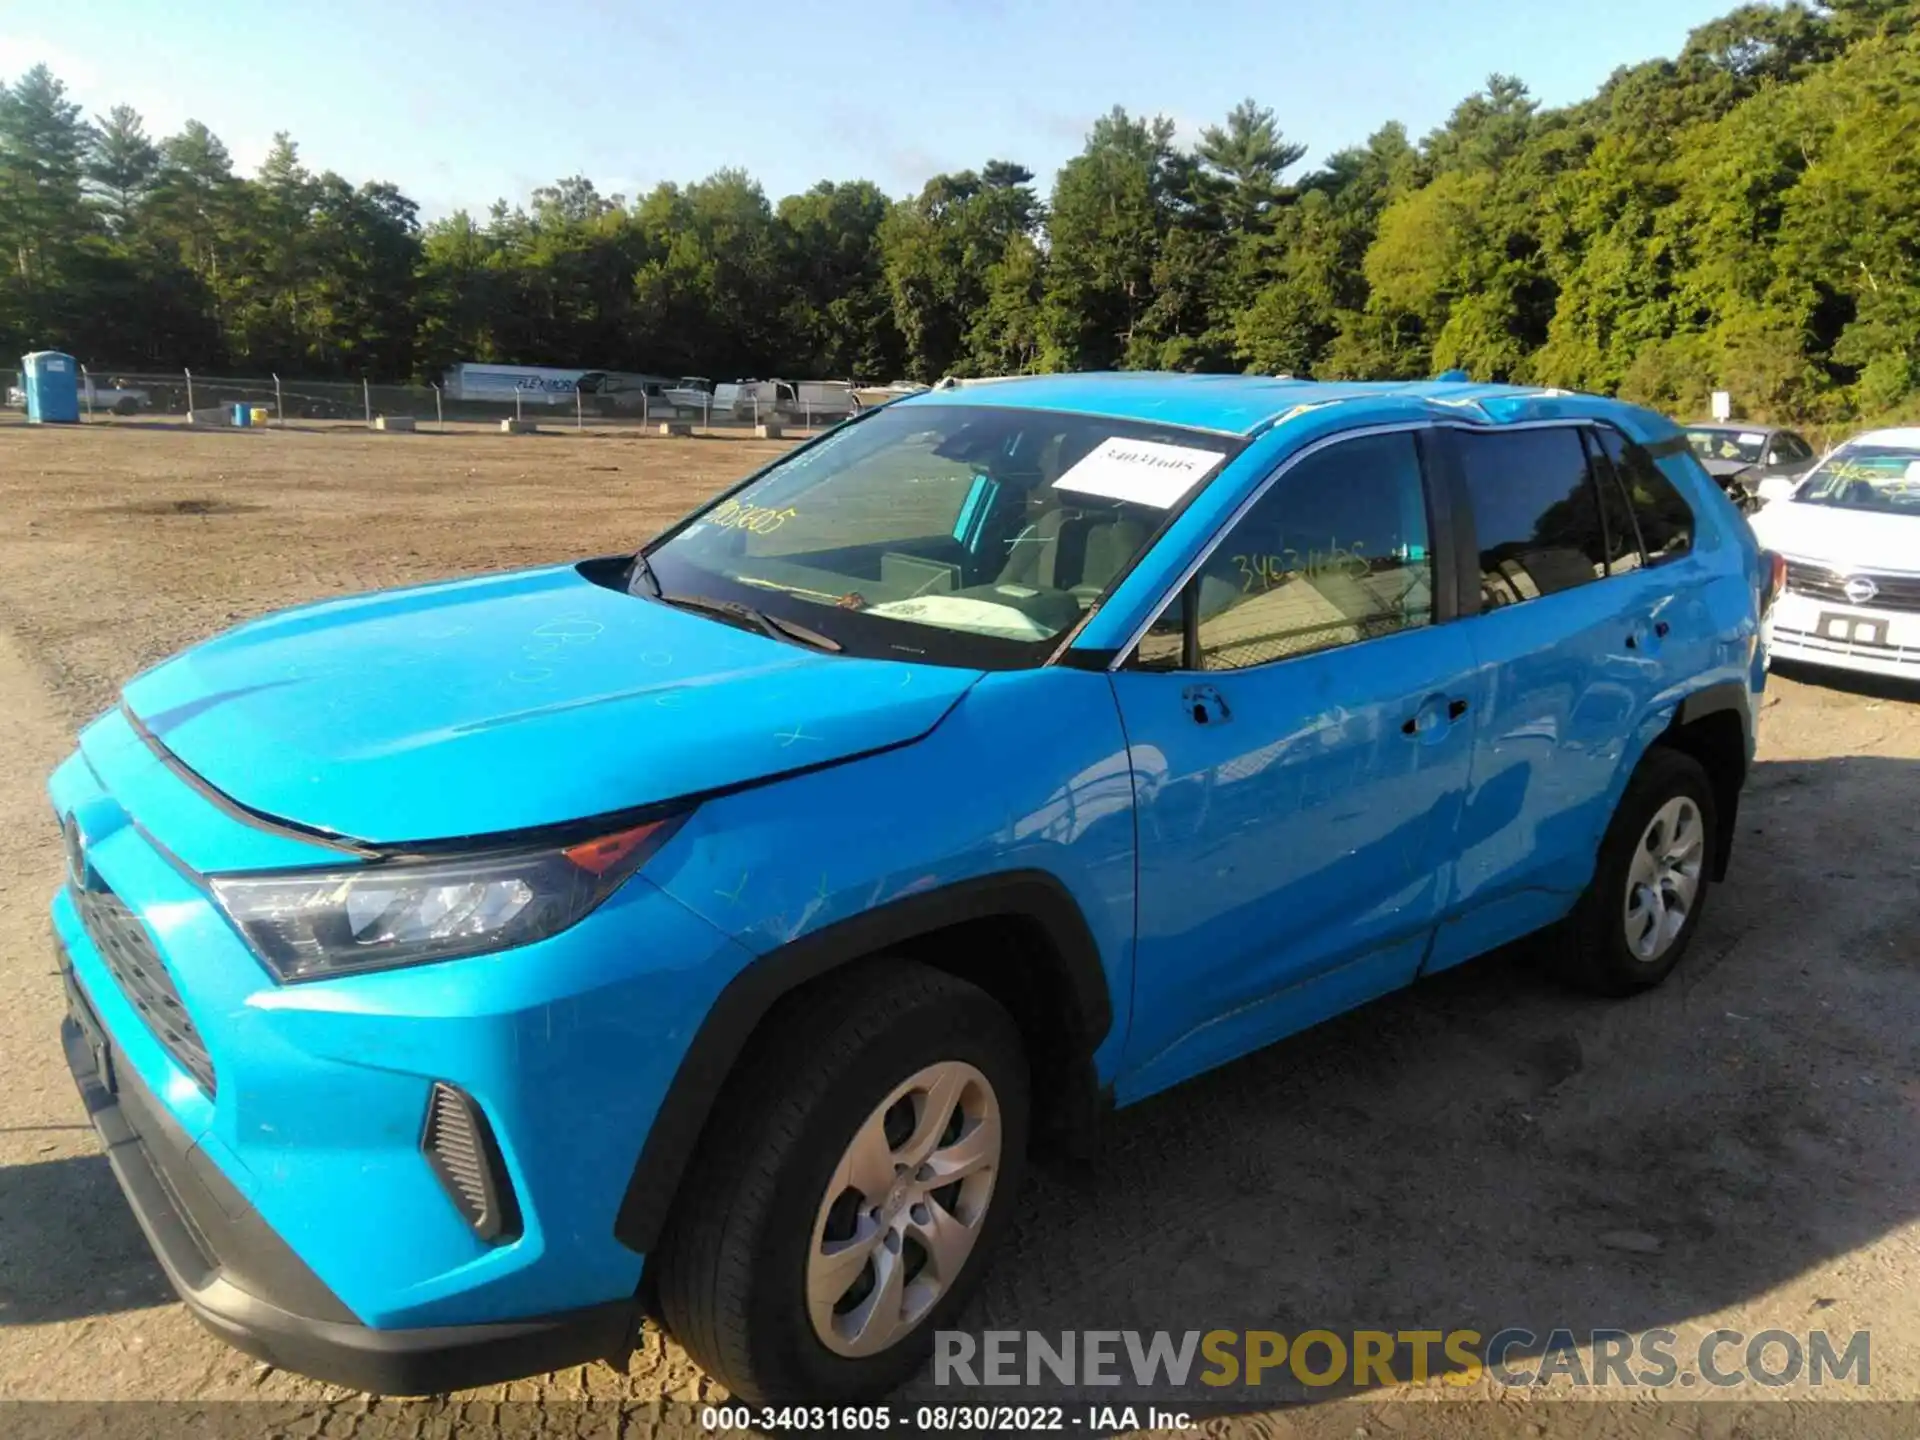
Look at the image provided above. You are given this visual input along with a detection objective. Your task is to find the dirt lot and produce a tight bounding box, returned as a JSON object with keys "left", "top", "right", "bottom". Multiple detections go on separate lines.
{"left": 2, "top": 422, "right": 1919, "bottom": 1436}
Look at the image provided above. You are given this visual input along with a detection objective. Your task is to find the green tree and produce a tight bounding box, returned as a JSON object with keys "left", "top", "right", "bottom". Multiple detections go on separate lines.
{"left": 779, "top": 179, "right": 902, "bottom": 378}
{"left": 1040, "top": 108, "right": 1182, "bottom": 370}
{"left": 85, "top": 105, "right": 158, "bottom": 233}
{"left": 0, "top": 65, "right": 95, "bottom": 345}
{"left": 1195, "top": 99, "right": 1306, "bottom": 233}
{"left": 880, "top": 161, "right": 1041, "bottom": 380}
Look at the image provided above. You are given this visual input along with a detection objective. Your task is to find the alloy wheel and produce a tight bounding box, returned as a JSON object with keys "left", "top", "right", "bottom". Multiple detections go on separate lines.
{"left": 1623, "top": 795, "right": 1705, "bottom": 962}
{"left": 806, "top": 1060, "right": 1002, "bottom": 1357}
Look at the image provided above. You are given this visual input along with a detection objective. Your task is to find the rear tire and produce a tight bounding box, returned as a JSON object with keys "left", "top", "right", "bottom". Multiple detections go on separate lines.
{"left": 1562, "top": 747, "right": 1717, "bottom": 996}
{"left": 655, "top": 963, "right": 1029, "bottom": 1403}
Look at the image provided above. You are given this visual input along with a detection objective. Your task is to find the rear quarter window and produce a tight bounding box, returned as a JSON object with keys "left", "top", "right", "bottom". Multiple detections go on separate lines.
{"left": 1600, "top": 428, "right": 1694, "bottom": 563}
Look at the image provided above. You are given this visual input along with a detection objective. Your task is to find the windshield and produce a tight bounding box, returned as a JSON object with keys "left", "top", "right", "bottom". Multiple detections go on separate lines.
{"left": 1790, "top": 445, "right": 1920, "bottom": 515}
{"left": 644, "top": 403, "right": 1239, "bottom": 667}
{"left": 1685, "top": 428, "right": 1767, "bottom": 465}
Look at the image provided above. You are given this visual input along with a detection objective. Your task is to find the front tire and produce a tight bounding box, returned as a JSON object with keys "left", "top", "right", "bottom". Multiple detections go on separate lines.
{"left": 655, "top": 963, "right": 1029, "bottom": 1403}
{"left": 1562, "top": 747, "right": 1717, "bottom": 996}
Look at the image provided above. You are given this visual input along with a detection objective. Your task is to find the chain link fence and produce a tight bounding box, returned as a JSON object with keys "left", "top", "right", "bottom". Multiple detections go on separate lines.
{"left": 5, "top": 365, "right": 846, "bottom": 437}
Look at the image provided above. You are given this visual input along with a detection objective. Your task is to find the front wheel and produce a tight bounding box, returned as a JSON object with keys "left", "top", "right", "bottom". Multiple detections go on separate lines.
{"left": 1562, "top": 747, "right": 1717, "bottom": 996}
{"left": 655, "top": 963, "right": 1029, "bottom": 1403}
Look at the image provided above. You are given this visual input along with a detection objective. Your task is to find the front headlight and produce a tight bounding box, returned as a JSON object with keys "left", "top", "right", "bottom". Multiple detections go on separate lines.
{"left": 210, "top": 816, "right": 684, "bottom": 982}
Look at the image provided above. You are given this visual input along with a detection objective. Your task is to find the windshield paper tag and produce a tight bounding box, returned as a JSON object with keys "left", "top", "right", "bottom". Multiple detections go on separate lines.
{"left": 1738, "top": 432, "right": 1767, "bottom": 445}
{"left": 1053, "top": 438, "right": 1224, "bottom": 508}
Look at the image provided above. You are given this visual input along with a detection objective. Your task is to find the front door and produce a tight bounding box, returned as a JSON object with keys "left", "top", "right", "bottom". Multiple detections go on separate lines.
{"left": 1110, "top": 428, "right": 1478, "bottom": 1103}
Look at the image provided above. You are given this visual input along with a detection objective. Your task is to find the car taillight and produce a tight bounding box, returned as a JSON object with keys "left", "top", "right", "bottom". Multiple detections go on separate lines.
{"left": 1760, "top": 550, "right": 1787, "bottom": 616}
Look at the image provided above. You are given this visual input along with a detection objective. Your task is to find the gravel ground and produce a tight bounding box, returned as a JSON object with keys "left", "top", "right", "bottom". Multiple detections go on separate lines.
{"left": 1, "top": 422, "right": 1916, "bottom": 1438}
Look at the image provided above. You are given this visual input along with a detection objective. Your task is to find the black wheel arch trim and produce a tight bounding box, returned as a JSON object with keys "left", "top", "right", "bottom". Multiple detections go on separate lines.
{"left": 613, "top": 868, "right": 1113, "bottom": 1256}
{"left": 1666, "top": 679, "right": 1754, "bottom": 879}
{"left": 1674, "top": 679, "right": 1754, "bottom": 745}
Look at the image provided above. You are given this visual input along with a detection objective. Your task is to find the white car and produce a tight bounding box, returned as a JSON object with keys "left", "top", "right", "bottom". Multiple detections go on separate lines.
{"left": 1749, "top": 426, "right": 1920, "bottom": 680}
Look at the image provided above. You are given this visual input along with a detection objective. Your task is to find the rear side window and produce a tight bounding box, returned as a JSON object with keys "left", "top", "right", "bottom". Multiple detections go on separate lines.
{"left": 1599, "top": 428, "right": 1694, "bottom": 563}
{"left": 1457, "top": 427, "right": 1607, "bottom": 608}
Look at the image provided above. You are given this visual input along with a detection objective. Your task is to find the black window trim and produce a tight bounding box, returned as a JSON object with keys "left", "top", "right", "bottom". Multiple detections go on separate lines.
{"left": 1594, "top": 421, "right": 1697, "bottom": 570}
{"left": 1439, "top": 418, "right": 1693, "bottom": 620}
{"left": 1579, "top": 425, "right": 1649, "bottom": 573}
{"left": 1110, "top": 420, "right": 1462, "bottom": 673}
{"left": 1111, "top": 416, "right": 1704, "bottom": 671}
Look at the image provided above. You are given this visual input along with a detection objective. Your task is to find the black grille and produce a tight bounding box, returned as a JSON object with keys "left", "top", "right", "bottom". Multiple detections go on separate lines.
{"left": 73, "top": 886, "right": 217, "bottom": 1095}
{"left": 1784, "top": 561, "right": 1920, "bottom": 614}
{"left": 421, "top": 1082, "right": 519, "bottom": 1242}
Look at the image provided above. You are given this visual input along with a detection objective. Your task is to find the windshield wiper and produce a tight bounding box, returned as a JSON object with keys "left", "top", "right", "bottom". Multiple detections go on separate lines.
{"left": 627, "top": 551, "right": 663, "bottom": 597}
{"left": 659, "top": 592, "right": 843, "bottom": 652}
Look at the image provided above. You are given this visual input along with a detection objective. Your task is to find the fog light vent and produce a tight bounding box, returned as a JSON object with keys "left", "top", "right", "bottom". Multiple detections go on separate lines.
{"left": 421, "top": 1082, "right": 520, "bottom": 1243}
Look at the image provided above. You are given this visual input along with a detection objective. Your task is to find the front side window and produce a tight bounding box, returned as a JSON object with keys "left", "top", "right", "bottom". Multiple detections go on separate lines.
{"left": 1790, "top": 443, "right": 1920, "bottom": 516}
{"left": 645, "top": 403, "right": 1238, "bottom": 667}
{"left": 1458, "top": 427, "right": 1608, "bottom": 608}
{"left": 1139, "top": 431, "right": 1434, "bottom": 672}
{"left": 1599, "top": 428, "right": 1694, "bottom": 561}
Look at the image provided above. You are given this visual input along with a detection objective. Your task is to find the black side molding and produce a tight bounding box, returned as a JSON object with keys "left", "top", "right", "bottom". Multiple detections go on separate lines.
{"left": 613, "top": 870, "right": 1113, "bottom": 1256}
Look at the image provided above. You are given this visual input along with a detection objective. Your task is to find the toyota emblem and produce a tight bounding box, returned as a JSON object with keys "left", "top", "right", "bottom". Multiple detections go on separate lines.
{"left": 1843, "top": 575, "right": 1879, "bottom": 606}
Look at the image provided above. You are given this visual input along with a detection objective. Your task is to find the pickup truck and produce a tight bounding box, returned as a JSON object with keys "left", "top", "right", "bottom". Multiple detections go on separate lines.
{"left": 7, "top": 378, "right": 150, "bottom": 415}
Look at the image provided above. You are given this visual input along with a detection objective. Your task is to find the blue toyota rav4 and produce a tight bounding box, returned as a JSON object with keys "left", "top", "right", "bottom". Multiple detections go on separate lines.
{"left": 50, "top": 375, "right": 1770, "bottom": 1402}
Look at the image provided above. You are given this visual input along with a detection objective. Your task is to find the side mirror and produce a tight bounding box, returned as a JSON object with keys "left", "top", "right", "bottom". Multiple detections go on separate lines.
{"left": 1756, "top": 476, "right": 1798, "bottom": 505}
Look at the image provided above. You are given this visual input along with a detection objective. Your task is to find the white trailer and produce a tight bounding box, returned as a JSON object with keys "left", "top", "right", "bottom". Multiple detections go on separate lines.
{"left": 443, "top": 363, "right": 678, "bottom": 413}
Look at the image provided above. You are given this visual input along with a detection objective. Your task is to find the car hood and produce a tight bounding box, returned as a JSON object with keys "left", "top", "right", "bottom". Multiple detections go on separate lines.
{"left": 1751, "top": 501, "right": 1920, "bottom": 574}
{"left": 1699, "top": 457, "right": 1755, "bottom": 479}
{"left": 119, "top": 564, "right": 982, "bottom": 846}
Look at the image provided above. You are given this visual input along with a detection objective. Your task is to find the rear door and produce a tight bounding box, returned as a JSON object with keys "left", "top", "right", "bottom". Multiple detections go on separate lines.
{"left": 1422, "top": 422, "right": 1685, "bottom": 973}
{"left": 1110, "top": 427, "right": 1479, "bottom": 1101}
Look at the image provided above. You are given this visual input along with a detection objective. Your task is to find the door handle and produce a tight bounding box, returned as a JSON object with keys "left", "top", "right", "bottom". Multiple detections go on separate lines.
{"left": 1182, "top": 683, "right": 1230, "bottom": 726}
{"left": 1405, "top": 696, "right": 1470, "bottom": 736}
{"left": 1626, "top": 619, "right": 1669, "bottom": 651}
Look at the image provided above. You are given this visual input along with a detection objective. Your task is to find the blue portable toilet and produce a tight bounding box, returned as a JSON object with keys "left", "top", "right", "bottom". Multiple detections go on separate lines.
{"left": 21, "top": 351, "right": 81, "bottom": 424}
{"left": 231, "top": 401, "right": 252, "bottom": 428}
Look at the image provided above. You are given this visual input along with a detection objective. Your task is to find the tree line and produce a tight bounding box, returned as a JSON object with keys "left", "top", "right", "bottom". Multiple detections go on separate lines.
{"left": 2, "top": 0, "right": 1917, "bottom": 425}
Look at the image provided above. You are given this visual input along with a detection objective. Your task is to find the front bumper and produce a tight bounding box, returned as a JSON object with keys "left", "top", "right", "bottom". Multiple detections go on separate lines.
{"left": 1768, "top": 593, "right": 1920, "bottom": 679}
{"left": 58, "top": 943, "right": 635, "bottom": 1394}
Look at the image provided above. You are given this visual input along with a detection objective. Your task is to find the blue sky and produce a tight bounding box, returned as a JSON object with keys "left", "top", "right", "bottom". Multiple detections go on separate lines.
{"left": 2, "top": 0, "right": 1738, "bottom": 219}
